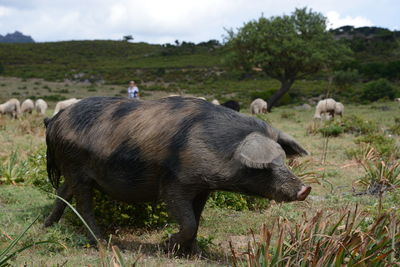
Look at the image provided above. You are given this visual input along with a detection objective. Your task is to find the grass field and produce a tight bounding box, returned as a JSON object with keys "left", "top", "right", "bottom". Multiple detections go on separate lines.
{"left": 0, "top": 78, "right": 400, "bottom": 266}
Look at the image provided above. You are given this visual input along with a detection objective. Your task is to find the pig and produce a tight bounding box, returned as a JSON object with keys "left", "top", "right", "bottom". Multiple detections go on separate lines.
{"left": 44, "top": 96, "right": 311, "bottom": 254}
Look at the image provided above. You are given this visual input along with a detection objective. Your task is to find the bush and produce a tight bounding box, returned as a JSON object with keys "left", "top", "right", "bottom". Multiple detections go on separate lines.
{"left": 361, "top": 79, "right": 395, "bottom": 102}
{"left": 208, "top": 192, "right": 269, "bottom": 211}
{"left": 333, "top": 69, "right": 360, "bottom": 89}
{"left": 92, "top": 192, "right": 170, "bottom": 228}
{"left": 355, "top": 133, "right": 399, "bottom": 160}
{"left": 319, "top": 124, "right": 344, "bottom": 137}
{"left": 341, "top": 115, "right": 378, "bottom": 135}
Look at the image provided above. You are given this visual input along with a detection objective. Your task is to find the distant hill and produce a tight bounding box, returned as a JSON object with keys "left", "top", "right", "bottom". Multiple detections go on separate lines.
{"left": 0, "top": 40, "right": 224, "bottom": 84}
{"left": 0, "top": 27, "right": 398, "bottom": 87}
{"left": 0, "top": 31, "right": 34, "bottom": 43}
{"left": 330, "top": 26, "right": 399, "bottom": 58}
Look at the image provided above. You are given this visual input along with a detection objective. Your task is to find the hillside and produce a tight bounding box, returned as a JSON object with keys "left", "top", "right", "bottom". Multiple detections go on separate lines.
{"left": 0, "top": 40, "right": 224, "bottom": 85}
{"left": 0, "top": 27, "right": 399, "bottom": 105}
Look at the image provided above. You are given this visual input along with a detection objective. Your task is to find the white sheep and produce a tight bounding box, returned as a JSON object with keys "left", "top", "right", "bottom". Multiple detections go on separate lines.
{"left": 314, "top": 98, "right": 337, "bottom": 119}
{"left": 53, "top": 98, "right": 80, "bottom": 115}
{"left": 211, "top": 99, "right": 220, "bottom": 105}
{"left": 395, "top": 98, "right": 400, "bottom": 102}
{"left": 0, "top": 98, "right": 21, "bottom": 119}
{"left": 334, "top": 102, "right": 344, "bottom": 117}
{"left": 21, "top": 99, "right": 34, "bottom": 114}
{"left": 250, "top": 98, "right": 268, "bottom": 114}
{"left": 35, "top": 99, "right": 48, "bottom": 115}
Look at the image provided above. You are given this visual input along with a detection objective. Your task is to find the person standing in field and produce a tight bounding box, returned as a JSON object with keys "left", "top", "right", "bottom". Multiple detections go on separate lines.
{"left": 127, "top": 81, "right": 140, "bottom": 99}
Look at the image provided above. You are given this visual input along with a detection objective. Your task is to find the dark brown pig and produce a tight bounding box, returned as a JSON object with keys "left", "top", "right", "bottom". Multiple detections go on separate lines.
{"left": 44, "top": 96, "right": 311, "bottom": 253}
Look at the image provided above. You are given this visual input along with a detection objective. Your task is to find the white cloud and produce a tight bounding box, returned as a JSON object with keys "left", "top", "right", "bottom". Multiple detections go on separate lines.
{"left": 0, "top": 1, "right": 397, "bottom": 43}
{"left": 0, "top": 6, "right": 12, "bottom": 17}
{"left": 326, "top": 11, "right": 373, "bottom": 29}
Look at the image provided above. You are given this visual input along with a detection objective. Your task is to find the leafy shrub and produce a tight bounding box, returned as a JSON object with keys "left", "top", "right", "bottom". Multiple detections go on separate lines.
{"left": 333, "top": 69, "right": 360, "bottom": 89}
{"left": 341, "top": 115, "right": 378, "bottom": 135}
{"left": 319, "top": 124, "right": 344, "bottom": 137}
{"left": 92, "top": 192, "right": 170, "bottom": 228}
{"left": 355, "top": 133, "right": 398, "bottom": 160}
{"left": 361, "top": 79, "right": 395, "bottom": 102}
{"left": 208, "top": 192, "right": 269, "bottom": 211}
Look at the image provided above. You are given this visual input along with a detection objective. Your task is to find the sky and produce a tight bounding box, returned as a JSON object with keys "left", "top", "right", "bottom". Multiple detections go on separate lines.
{"left": 0, "top": 0, "right": 398, "bottom": 44}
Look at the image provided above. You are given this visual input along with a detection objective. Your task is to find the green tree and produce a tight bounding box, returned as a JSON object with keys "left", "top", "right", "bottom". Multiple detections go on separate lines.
{"left": 226, "top": 7, "right": 351, "bottom": 111}
{"left": 123, "top": 35, "right": 133, "bottom": 42}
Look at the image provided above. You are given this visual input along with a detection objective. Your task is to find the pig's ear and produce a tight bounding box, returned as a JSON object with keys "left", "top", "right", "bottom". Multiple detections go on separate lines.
{"left": 277, "top": 132, "right": 309, "bottom": 157}
{"left": 235, "top": 132, "right": 286, "bottom": 169}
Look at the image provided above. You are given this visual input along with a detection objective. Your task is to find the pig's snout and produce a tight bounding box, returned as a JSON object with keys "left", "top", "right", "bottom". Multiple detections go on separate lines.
{"left": 297, "top": 186, "right": 311, "bottom": 201}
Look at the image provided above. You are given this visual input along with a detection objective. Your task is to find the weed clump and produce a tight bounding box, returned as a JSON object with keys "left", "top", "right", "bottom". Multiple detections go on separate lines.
{"left": 231, "top": 208, "right": 400, "bottom": 266}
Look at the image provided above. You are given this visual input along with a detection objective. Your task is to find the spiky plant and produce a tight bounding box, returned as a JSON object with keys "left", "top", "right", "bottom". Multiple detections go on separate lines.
{"left": 231, "top": 207, "right": 400, "bottom": 266}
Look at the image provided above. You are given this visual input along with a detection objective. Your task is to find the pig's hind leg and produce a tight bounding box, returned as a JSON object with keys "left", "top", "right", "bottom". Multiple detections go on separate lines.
{"left": 72, "top": 179, "right": 103, "bottom": 243}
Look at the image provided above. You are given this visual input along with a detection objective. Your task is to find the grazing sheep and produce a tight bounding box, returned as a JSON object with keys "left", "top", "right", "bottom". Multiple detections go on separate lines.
{"left": 21, "top": 99, "right": 34, "bottom": 114}
{"left": 35, "top": 99, "right": 48, "bottom": 115}
{"left": 221, "top": 100, "right": 240, "bottom": 112}
{"left": 0, "top": 98, "right": 21, "bottom": 119}
{"left": 250, "top": 98, "right": 268, "bottom": 114}
{"left": 314, "top": 98, "right": 337, "bottom": 119}
{"left": 211, "top": 99, "right": 220, "bottom": 105}
{"left": 53, "top": 98, "right": 80, "bottom": 115}
{"left": 395, "top": 98, "right": 400, "bottom": 102}
{"left": 335, "top": 102, "right": 344, "bottom": 117}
